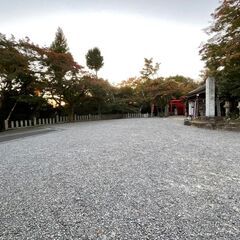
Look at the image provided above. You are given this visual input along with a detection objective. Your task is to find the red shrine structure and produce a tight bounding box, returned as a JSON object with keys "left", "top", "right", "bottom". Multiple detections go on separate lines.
{"left": 169, "top": 98, "right": 186, "bottom": 116}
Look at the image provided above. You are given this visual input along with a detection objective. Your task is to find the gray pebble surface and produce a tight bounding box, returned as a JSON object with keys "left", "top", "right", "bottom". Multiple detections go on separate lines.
{"left": 0, "top": 118, "right": 240, "bottom": 239}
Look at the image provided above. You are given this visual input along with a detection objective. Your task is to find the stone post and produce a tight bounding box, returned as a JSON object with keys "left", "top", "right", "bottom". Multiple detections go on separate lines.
{"left": 237, "top": 102, "right": 240, "bottom": 118}
{"left": 33, "top": 117, "right": 37, "bottom": 126}
{"left": 205, "top": 77, "right": 215, "bottom": 117}
{"left": 224, "top": 101, "right": 230, "bottom": 117}
{"left": 4, "top": 120, "right": 8, "bottom": 130}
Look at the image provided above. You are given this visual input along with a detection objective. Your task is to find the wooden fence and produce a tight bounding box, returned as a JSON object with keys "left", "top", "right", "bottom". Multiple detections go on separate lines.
{"left": 4, "top": 113, "right": 149, "bottom": 131}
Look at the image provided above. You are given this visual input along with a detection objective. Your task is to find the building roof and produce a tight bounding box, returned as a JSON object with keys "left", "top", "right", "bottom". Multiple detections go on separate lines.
{"left": 187, "top": 84, "right": 205, "bottom": 98}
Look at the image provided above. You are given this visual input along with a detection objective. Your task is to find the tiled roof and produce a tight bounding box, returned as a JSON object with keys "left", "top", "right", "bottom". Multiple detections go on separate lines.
{"left": 187, "top": 84, "right": 205, "bottom": 97}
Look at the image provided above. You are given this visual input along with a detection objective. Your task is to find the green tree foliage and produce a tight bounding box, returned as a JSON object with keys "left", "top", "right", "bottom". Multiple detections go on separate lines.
{"left": 200, "top": 0, "right": 240, "bottom": 99}
{"left": 50, "top": 27, "right": 69, "bottom": 53}
{"left": 85, "top": 47, "right": 104, "bottom": 77}
{"left": 83, "top": 76, "right": 114, "bottom": 114}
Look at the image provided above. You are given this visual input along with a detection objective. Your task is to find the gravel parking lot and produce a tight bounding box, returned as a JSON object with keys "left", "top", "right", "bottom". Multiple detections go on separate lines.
{"left": 0, "top": 118, "right": 240, "bottom": 239}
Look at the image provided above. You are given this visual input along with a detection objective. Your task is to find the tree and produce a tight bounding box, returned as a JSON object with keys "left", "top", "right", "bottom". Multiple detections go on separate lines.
{"left": 164, "top": 75, "right": 199, "bottom": 97}
{"left": 140, "top": 58, "right": 160, "bottom": 81}
{"left": 50, "top": 27, "right": 69, "bottom": 53}
{"left": 82, "top": 76, "right": 113, "bottom": 114}
{"left": 0, "top": 34, "right": 46, "bottom": 130}
{"left": 43, "top": 49, "right": 84, "bottom": 120}
{"left": 85, "top": 47, "right": 104, "bottom": 77}
{"left": 200, "top": 0, "right": 240, "bottom": 99}
{"left": 46, "top": 28, "right": 85, "bottom": 120}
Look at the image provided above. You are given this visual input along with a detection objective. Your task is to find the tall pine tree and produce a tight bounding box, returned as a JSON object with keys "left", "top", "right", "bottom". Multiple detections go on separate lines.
{"left": 85, "top": 47, "right": 104, "bottom": 77}
{"left": 50, "top": 27, "right": 69, "bottom": 53}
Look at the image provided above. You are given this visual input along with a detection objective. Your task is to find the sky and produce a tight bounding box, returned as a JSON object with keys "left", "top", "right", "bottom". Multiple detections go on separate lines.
{"left": 0, "top": 0, "right": 220, "bottom": 83}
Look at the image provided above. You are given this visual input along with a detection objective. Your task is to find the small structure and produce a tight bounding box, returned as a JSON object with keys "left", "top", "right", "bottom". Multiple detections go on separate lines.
{"left": 169, "top": 98, "right": 186, "bottom": 116}
{"left": 186, "top": 77, "right": 239, "bottom": 119}
{"left": 186, "top": 77, "right": 224, "bottom": 118}
{"left": 185, "top": 77, "right": 240, "bottom": 130}
{"left": 186, "top": 85, "right": 205, "bottom": 118}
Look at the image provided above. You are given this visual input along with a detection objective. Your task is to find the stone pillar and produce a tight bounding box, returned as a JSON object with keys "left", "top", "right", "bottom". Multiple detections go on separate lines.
{"left": 224, "top": 101, "right": 230, "bottom": 117}
{"left": 4, "top": 120, "right": 8, "bottom": 130}
{"left": 33, "top": 117, "right": 37, "bottom": 126}
{"left": 205, "top": 77, "right": 215, "bottom": 117}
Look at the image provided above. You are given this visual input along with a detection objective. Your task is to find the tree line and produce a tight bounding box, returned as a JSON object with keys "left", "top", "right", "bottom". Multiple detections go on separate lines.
{"left": 0, "top": 27, "right": 199, "bottom": 130}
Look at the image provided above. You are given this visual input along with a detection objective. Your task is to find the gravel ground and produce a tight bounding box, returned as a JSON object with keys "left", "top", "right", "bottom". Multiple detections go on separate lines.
{"left": 0, "top": 117, "right": 240, "bottom": 240}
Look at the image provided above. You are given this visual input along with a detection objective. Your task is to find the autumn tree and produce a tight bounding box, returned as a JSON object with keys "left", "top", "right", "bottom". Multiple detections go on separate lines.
{"left": 0, "top": 34, "right": 47, "bottom": 129}
{"left": 200, "top": 0, "right": 240, "bottom": 99}
{"left": 45, "top": 27, "right": 85, "bottom": 120}
{"left": 85, "top": 47, "right": 104, "bottom": 77}
{"left": 164, "top": 75, "right": 199, "bottom": 97}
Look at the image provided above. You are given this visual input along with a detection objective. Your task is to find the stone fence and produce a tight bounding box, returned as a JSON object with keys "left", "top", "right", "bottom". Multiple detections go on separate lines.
{"left": 4, "top": 113, "right": 149, "bottom": 131}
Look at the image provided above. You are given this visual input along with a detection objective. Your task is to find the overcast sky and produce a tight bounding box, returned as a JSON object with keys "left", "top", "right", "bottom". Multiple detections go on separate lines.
{"left": 0, "top": 0, "right": 220, "bottom": 83}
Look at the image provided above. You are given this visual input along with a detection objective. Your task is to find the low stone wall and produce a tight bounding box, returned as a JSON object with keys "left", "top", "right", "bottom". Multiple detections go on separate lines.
{"left": 184, "top": 118, "right": 240, "bottom": 131}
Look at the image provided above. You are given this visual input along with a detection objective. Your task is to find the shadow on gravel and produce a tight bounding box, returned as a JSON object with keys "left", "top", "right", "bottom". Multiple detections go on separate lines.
{"left": 0, "top": 129, "right": 57, "bottom": 143}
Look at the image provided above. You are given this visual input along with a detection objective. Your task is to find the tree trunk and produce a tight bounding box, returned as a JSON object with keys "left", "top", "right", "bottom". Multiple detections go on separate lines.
{"left": 98, "top": 103, "right": 101, "bottom": 116}
{"left": 6, "top": 101, "right": 17, "bottom": 121}
{"left": 68, "top": 106, "right": 75, "bottom": 122}
{"left": 151, "top": 103, "right": 154, "bottom": 117}
{"left": 216, "top": 96, "right": 221, "bottom": 117}
{"left": 164, "top": 104, "right": 169, "bottom": 117}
